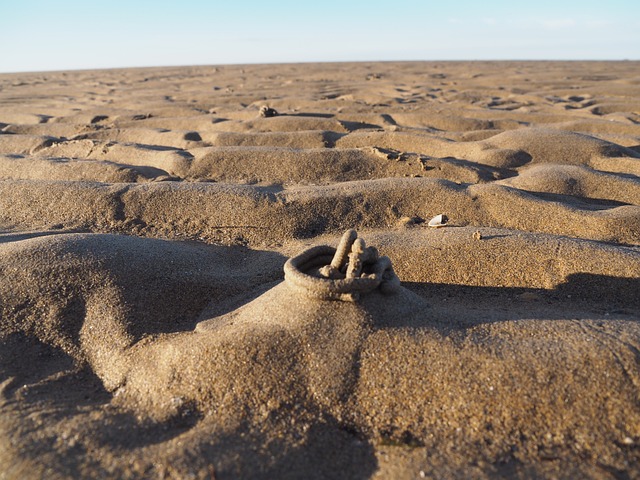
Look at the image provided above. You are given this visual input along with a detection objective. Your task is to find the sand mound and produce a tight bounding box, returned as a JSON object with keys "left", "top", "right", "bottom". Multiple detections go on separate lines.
{"left": 187, "top": 146, "right": 424, "bottom": 184}
{"left": 2, "top": 177, "right": 638, "bottom": 244}
{"left": 480, "top": 128, "right": 640, "bottom": 170}
{"left": 1, "top": 229, "right": 638, "bottom": 479}
{"left": 1, "top": 61, "right": 639, "bottom": 479}
{"left": 73, "top": 127, "right": 205, "bottom": 149}
{"left": 0, "top": 133, "right": 58, "bottom": 154}
{"left": 31, "top": 139, "right": 193, "bottom": 177}
{"left": 0, "top": 155, "right": 150, "bottom": 183}
{"left": 201, "top": 130, "right": 333, "bottom": 149}
{"left": 497, "top": 164, "right": 640, "bottom": 205}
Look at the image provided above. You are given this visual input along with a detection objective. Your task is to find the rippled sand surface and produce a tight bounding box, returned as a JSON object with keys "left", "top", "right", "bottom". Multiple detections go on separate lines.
{"left": 1, "top": 61, "right": 639, "bottom": 479}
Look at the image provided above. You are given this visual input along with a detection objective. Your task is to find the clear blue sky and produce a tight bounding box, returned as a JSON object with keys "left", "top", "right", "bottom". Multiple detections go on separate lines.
{"left": 1, "top": 0, "right": 638, "bottom": 73}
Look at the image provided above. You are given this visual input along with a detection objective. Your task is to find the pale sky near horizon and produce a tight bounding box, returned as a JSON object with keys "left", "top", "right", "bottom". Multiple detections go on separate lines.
{"left": 0, "top": 0, "right": 638, "bottom": 73}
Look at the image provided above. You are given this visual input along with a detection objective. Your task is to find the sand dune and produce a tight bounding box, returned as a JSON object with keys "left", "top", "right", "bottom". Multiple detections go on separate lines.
{"left": 1, "top": 61, "right": 639, "bottom": 479}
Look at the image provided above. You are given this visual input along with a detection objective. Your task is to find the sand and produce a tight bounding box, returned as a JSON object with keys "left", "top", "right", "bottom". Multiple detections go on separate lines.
{"left": 0, "top": 61, "right": 639, "bottom": 479}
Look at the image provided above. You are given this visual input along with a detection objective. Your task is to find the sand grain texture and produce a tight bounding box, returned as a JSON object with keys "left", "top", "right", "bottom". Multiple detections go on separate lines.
{"left": 1, "top": 62, "right": 639, "bottom": 479}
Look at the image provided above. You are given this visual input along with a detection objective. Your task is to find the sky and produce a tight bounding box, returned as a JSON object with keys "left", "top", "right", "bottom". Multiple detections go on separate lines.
{"left": 0, "top": 0, "right": 638, "bottom": 73}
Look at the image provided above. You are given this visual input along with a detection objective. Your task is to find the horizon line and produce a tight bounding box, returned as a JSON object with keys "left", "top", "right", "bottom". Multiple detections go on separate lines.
{"left": 2, "top": 58, "right": 639, "bottom": 76}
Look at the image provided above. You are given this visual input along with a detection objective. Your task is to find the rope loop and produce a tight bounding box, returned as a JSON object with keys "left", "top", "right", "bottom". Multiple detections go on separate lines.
{"left": 284, "top": 229, "right": 401, "bottom": 301}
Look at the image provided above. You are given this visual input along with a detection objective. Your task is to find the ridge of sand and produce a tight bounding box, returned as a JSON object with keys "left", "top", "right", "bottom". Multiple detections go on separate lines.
{"left": 1, "top": 177, "right": 638, "bottom": 244}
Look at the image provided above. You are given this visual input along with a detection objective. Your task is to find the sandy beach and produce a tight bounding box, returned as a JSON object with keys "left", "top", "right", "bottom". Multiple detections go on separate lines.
{"left": 1, "top": 61, "right": 639, "bottom": 479}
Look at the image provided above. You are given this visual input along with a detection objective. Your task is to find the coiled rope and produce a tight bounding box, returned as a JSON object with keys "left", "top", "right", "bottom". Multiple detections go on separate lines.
{"left": 284, "top": 229, "right": 401, "bottom": 301}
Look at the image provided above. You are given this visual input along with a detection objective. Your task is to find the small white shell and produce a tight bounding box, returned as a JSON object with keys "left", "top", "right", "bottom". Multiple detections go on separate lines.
{"left": 428, "top": 214, "right": 448, "bottom": 228}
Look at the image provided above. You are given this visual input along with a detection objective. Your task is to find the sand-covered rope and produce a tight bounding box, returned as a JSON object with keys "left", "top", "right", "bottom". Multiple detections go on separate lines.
{"left": 284, "top": 229, "right": 401, "bottom": 301}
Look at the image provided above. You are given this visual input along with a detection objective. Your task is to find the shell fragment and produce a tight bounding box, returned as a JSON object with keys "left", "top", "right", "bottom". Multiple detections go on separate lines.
{"left": 428, "top": 214, "right": 448, "bottom": 228}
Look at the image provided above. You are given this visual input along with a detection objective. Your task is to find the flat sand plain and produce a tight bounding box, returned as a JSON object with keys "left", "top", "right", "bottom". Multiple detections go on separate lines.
{"left": 0, "top": 61, "right": 639, "bottom": 479}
